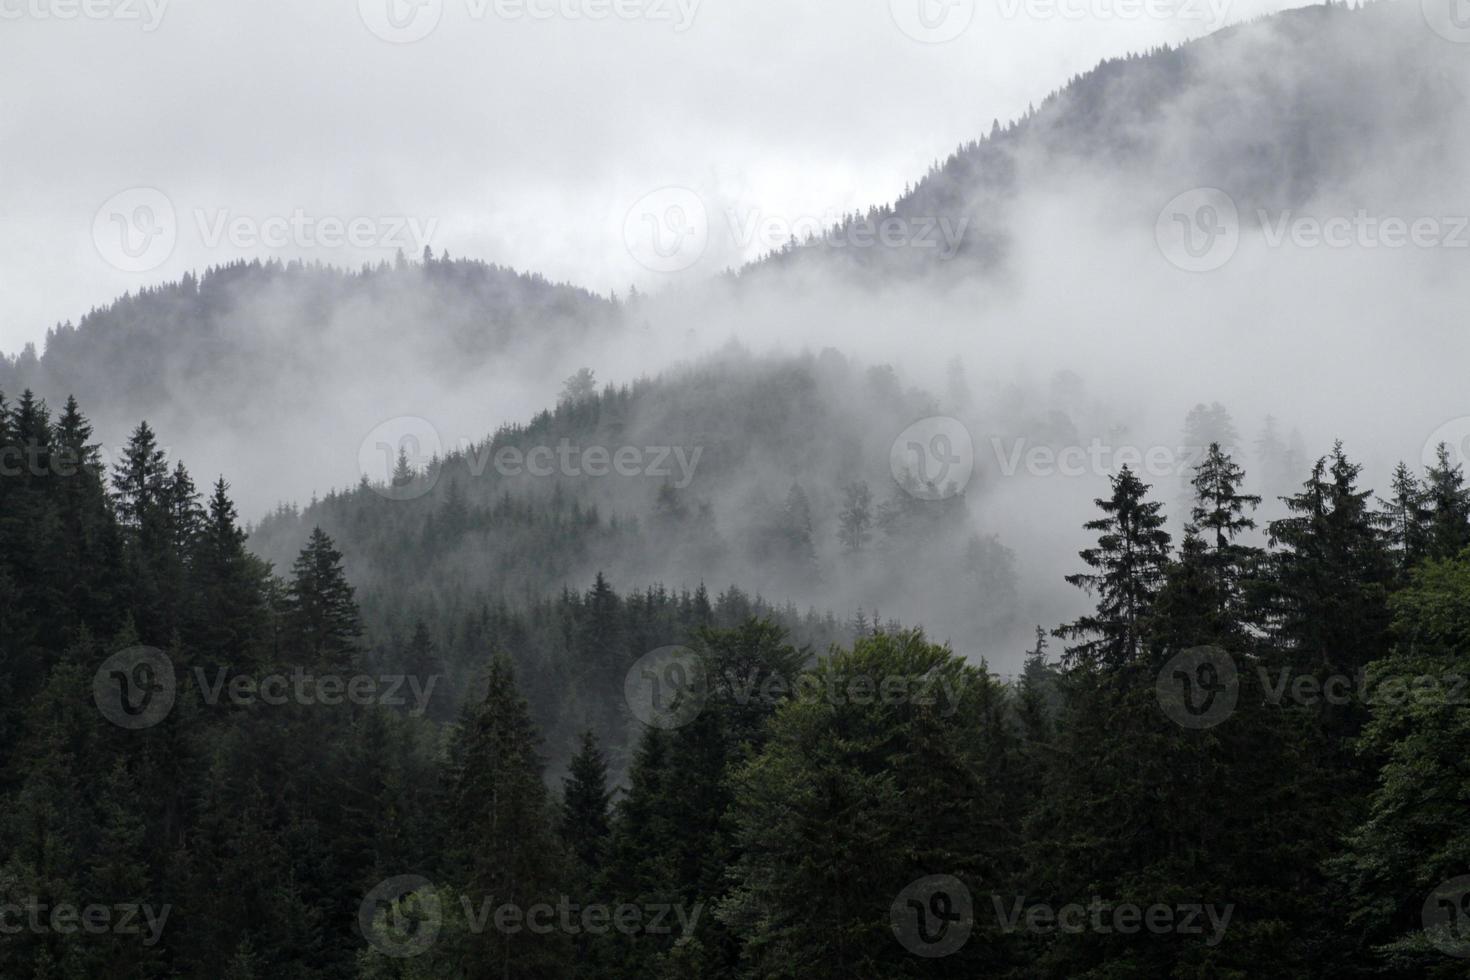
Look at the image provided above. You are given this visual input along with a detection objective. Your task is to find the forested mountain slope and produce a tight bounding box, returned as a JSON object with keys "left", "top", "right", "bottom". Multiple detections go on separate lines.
{"left": 2, "top": 4, "right": 1461, "bottom": 514}
{"left": 740, "top": 1, "right": 1466, "bottom": 281}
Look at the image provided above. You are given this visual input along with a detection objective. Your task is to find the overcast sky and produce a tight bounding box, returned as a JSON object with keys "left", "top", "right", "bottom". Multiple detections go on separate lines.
{"left": 0, "top": 0, "right": 1308, "bottom": 353}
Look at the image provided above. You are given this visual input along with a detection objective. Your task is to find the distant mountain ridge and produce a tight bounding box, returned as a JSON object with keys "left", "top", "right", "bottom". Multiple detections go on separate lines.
{"left": 736, "top": 1, "right": 1464, "bottom": 281}
{"left": 0, "top": 0, "right": 1457, "bottom": 518}
{"left": 1, "top": 254, "right": 615, "bottom": 421}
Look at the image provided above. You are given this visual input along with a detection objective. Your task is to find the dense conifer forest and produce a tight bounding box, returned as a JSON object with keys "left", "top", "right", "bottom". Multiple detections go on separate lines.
{"left": 4, "top": 388, "right": 1470, "bottom": 977}
{"left": 6, "top": 1, "right": 1470, "bottom": 976}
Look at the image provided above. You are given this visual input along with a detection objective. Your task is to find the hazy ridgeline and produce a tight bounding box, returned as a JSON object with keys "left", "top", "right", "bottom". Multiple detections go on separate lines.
{"left": 4, "top": 2, "right": 1467, "bottom": 673}
{"left": 4, "top": 1, "right": 1470, "bottom": 977}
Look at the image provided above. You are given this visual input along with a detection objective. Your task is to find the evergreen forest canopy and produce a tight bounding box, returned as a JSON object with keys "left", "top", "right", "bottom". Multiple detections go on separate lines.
{"left": 5, "top": 2, "right": 1470, "bottom": 977}
{"left": 4, "top": 370, "right": 1470, "bottom": 976}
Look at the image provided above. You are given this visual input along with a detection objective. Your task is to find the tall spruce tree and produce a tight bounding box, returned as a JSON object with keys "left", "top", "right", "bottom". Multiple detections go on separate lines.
{"left": 1179, "top": 442, "right": 1264, "bottom": 640}
{"left": 1054, "top": 466, "right": 1173, "bottom": 668}
{"left": 1383, "top": 461, "right": 1431, "bottom": 575}
{"left": 1266, "top": 444, "right": 1393, "bottom": 696}
{"left": 283, "top": 527, "right": 361, "bottom": 670}
{"left": 1423, "top": 442, "right": 1470, "bottom": 560}
{"left": 440, "top": 655, "right": 571, "bottom": 979}
{"left": 560, "top": 729, "right": 612, "bottom": 877}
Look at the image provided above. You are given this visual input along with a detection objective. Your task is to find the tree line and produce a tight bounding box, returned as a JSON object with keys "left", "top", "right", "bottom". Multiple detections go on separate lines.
{"left": 2, "top": 390, "right": 1469, "bottom": 976}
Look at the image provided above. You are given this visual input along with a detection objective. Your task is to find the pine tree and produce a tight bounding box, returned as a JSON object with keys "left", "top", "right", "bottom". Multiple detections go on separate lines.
{"left": 1055, "top": 466, "right": 1172, "bottom": 669}
{"left": 50, "top": 396, "right": 120, "bottom": 638}
{"left": 1183, "top": 442, "right": 1264, "bottom": 637}
{"left": 400, "top": 619, "right": 447, "bottom": 720}
{"left": 283, "top": 526, "right": 361, "bottom": 670}
{"left": 578, "top": 572, "right": 625, "bottom": 738}
{"left": 1423, "top": 442, "right": 1470, "bottom": 560}
{"left": 194, "top": 477, "right": 270, "bottom": 668}
{"left": 1266, "top": 444, "right": 1392, "bottom": 690}
{"left": 440, "top": 655, "right": 571, "bottom": 978}
{"left": 111, "top": 420, "right": 168, "bottom": 530}
{"left": 1382, "top": 461, "right": 1430, "bottom": 574}
{"left": 836, "top": 480, "right": 872, "bottom": 554}
{"left": 778, "top": 482, "right": 816, "bottom": 569}
{"left": 111, "top": 420, "right": 174, "bottom": 639}
{"left": 1015, "top": 626, "right": 1055, "bottom": 748}
{"left": 391, "top": 446, "right": 415, "bottom": 489}
{"left": 1179, "top": 402, "right": 1238, "bottom": 505}
{"left": 559, "top": 730, "right": 612, "bottom": 876}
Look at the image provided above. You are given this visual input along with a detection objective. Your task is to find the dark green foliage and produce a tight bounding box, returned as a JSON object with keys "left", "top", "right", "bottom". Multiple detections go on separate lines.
{"left": 1055, "top": 466, "right": 1172, "bottom": 669}
{"left": 561, "top": 730, "right": 612, "bottom": 878}
{"left": 3, "top": 392, "right": 1468, "bottom": 979}
{"left": 437, "top": 655, "right": 572, "bottom": 978}
{"left": 719, "top": 630, "right": 1020, "bottom": 979}
{"left": 283, "top": 526, "right": 362, "bottom": 670}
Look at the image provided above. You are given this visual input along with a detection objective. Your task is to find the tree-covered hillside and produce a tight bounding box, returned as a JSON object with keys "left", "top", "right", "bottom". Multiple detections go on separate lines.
{"left": 6, "top": 387, "right": 1470, "bottom": 977}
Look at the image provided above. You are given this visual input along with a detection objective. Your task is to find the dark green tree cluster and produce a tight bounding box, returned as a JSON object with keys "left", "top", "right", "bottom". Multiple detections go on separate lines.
{"left": 0, "top": 394, "right": 437, "bottom": 979}
{"left": 7, "top": 392, "right": 1470, "bottom": 978}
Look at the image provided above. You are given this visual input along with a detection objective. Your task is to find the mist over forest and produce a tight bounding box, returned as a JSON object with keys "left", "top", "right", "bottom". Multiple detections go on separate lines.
{"left": 4, "top": 1, "right": 1470, "bottom": 977}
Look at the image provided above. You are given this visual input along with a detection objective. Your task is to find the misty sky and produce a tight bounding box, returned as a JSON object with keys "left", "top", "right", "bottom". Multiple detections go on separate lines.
{"left": 0, "top": 0, "right": 1310, "bottom": 353}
